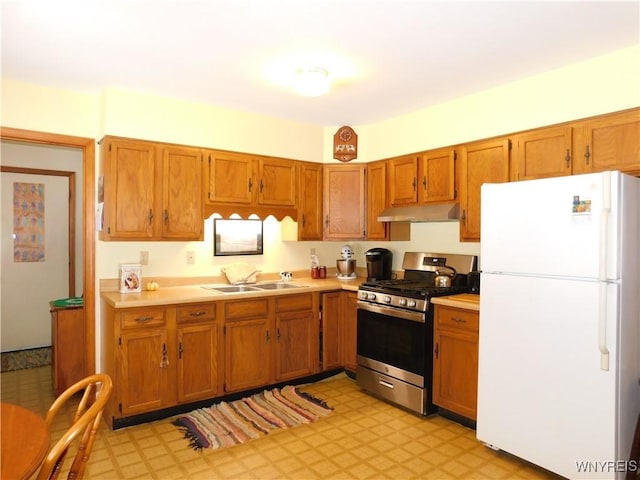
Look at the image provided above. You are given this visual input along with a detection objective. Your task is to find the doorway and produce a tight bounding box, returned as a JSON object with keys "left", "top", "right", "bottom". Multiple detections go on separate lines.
{"left": 0, "top": 127, "right": 95, "bottom": 375}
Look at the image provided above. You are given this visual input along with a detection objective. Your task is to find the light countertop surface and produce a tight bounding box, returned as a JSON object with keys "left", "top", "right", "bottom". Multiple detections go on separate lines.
{"left": 101, "top": 276, "right": 361, "bottom": 309}
{"left": 431, "top": 293, "right": 480, "bottom": 311}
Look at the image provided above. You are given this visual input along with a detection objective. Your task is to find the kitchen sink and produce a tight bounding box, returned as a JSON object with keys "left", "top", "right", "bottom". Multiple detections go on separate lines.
{"left": 200, "top": 285, "right": 259, "bottom": 293}
{"left": 253, "top": 282, "right": 305, "bottom": 290}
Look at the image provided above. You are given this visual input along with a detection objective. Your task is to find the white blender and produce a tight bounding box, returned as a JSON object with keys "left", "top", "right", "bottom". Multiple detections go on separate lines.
{"left": 336, "top": 244, "right": 357, "bottom": 280}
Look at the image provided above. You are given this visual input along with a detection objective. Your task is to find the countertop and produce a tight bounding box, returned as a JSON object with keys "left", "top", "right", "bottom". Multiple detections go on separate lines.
{"left": 431, "top": 293, "right": 480, "bottom": 311}
{"left": 101, "top": 276, "right": 361, "bottom": 309}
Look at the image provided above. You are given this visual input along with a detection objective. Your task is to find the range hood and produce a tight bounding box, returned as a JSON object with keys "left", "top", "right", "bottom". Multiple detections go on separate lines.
{"left": 377, "top": 203, "right": 460, "bottom": 223}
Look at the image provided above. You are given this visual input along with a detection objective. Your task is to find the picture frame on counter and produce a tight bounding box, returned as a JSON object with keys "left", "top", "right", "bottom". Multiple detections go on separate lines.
{"left": 214, "top": 218, "right": 263, "bottom": 256}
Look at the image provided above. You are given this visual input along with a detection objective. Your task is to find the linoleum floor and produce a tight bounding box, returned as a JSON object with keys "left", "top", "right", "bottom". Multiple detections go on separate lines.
{"left": 1, "top": 367, "right": 559, "bottom": 479}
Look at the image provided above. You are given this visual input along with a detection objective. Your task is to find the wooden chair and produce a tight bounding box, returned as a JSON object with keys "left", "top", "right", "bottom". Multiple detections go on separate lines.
{"left": 36, "top": 374, "right": 113, "bottom": 480}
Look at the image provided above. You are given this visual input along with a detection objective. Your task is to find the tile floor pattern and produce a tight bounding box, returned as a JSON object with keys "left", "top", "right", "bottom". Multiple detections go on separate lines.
{"left": 1, "top": 367, "right": 561, "bottom": 480}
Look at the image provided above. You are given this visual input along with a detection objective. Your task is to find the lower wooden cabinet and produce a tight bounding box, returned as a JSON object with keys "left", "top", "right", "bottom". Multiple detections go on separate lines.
{"left": 320, "top": 291, "right": 358, "bottom": 374}
{"left": 101, "top": 291, "right": 321, "bottom": 428}
{"left": 176, "top": 303, "right": 221, "bottom": 403}
{"left": 223, "top": 294, "right": 318, "bottom": 394}
{"left": 433, "top": 305, "right": 479, "bottom": 420}
{"left": 50, "top": 304, "right": 86, "bottom": 396}
{"left": 342, "top": 292, "right": 358, "bottom": 374}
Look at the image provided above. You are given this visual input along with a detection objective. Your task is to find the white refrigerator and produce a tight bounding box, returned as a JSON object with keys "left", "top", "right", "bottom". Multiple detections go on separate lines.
{"left": 477, "top": 171, "right": 640, "bottom": 480}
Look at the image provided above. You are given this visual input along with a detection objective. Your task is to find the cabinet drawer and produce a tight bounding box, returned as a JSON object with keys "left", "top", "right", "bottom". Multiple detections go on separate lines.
{"left": 435, "top": 306, "right": 478, "bottom": 332}
{"left": 275, "top": 293, "right": 313, "bottom": 313}
{"left": 177, "top": 303, "right": 216, "bottom": 323}
{"left": 225, "top": 299, "right": 269, "bottom": 320}
{"left": 120, "top": 308, "right": 166, "bottom": 329}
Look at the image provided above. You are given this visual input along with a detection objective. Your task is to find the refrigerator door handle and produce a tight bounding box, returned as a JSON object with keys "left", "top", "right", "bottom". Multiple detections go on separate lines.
{"left": 597, "top": 171, "right": 611, "bottom": 371}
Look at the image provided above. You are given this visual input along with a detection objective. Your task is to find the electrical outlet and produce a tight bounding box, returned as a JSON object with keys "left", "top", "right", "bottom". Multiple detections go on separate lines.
{"left": 140, "top": 251, "right": 149, "bottom": 265}
{"left": 186, "top": 251, "right": 195, "bottom": 264}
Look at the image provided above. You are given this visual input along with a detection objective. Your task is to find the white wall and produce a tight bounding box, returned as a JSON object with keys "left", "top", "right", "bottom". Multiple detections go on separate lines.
{"left": 1, "top": 45, "right": 639, "bottom": 365}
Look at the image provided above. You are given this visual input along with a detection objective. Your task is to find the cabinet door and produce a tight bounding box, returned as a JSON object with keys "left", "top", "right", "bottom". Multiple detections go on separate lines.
{"left": 323, "top": 165, "right": 366, "bottom": 240}
{"left": 51, "top": 307, "right": 86, "bottom": 396}
{"left": 459, "top": 138, "right": 510, "bottom": 241}
{"left": 419, "top": 149, "right": 456, "bottom": 203}
{"left": 177, "top": 323, "right": 220, "bottom": 403}
{"left": 257, "top": 157, "right": 297, "bottom": 207}
{"left": 161, "top": 146, "right": 203, "bottom": 240}
{"left": 512, "top": 127, "right": 572, "bottom": 181}
{"left": 320, "top": 292, "right": 342, "bottom": 371}
{"left": 275, "top": 310, "right": 315, "bottom": 381}
{"left": 298, "top": 162, "right": 323, "bottom": 240}
{"left": 366, "top": 160, "right": 388, "bottom": 240}
{"left": 388, "top": 154, "right": 419, "bottom": 206}
{"left": 101, "top": 139, "right": 156, "bottom": 239}
{"left": 433, "top": 327, "right": 479, "bottom": 420}
{"left": 207, "top": 151, "right": 253, "bottom": 204}
{"left": 224, "top": 318, "right": 271, "bottom": 392}
{"left": 342, "top": 292, "right": 358, "bottom": 373}
{"left": 119, "top": 328, "right": 170, "bottom": 416}
{"left": 575, "top": 109, "right": 640, "bottom": 176}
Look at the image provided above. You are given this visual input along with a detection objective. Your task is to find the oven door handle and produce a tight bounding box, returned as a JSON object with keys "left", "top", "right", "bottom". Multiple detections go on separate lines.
{"left": 357, "top": 301, "right": 425, "bottom": 323}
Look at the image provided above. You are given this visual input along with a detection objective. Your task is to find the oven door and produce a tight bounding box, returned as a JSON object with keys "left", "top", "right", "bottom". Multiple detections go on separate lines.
{"left": 356, "top": 301, "right": 428, "bottom": 386}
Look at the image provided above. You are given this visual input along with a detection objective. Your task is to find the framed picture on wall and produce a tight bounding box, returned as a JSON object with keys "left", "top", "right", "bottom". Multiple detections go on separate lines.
{"left": 214, "top": 219, "right": 263, "bottom": 256}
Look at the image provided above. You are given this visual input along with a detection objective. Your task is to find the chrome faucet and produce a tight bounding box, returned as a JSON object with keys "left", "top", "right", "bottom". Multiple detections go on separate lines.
{"left": 234, "top": 269, "right": 260, "bottom": 285}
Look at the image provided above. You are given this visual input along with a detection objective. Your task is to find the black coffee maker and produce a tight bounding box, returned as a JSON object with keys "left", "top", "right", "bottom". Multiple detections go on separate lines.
{"left": 365, "top": 248, "right": 393, "bottom": 281}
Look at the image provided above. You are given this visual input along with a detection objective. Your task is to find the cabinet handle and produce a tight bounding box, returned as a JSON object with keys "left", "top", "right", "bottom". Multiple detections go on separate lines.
{"left": 452, "top": 317, "right": 466, "bottom": 324}
{"left": 412, "top": 177, "right": 417, "bottom": 192}
{"left": 277, "top": 327, "right": 281, "bottom": 341}
{"left": 565, "top": 149, "right": 571, "bottom": 168}
{"left": 265, "top": 329, "right": 270, "bottom": 343}
{"left": 147, "top": 209, "right": 153, "bottom": 225}
{"left": 301, "top": 214, "right": 306, "bottom": 227}
{"left": 435, "top": 342, "right": 439, "bottom": 359}
{"left": 163, "top": 209, "right": 168, "bottom": 225}
{"left": 422, "top": 176, "right": 427, "bottom": 190}
{"left": 585, "top": 145, "right": 591, "bottom": 165}
{"left": 325, "top": 215, "right": 329, "bottom": 228}
{"left": 188, "top": 311, "right": 207, "bottom": 317}
{"left": 135, "top": 315, "right": 153, "bottom": 323}
{"left": 160, "top": 343, "right": 170, "bottom": 368}
{"left": 248, "top": 178, "right": 253, "bottom": 192}
{"left": 460, "top": 209, "right": 467, "bottom": 225}
{"left": 178, "top": 342, "right": 183, "bottom": 359}
{"left": 260, "top": 179, "right": 264, "bottom": 192}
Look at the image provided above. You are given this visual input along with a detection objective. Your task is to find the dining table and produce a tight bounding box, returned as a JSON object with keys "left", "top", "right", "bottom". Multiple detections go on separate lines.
{"left": 1, "top": 402, "right": 50, "bottom": 480}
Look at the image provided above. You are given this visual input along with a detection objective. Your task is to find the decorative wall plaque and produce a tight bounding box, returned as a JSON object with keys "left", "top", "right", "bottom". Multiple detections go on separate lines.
{"left": 333, "top": 126, "right": 357, "bottom": 162}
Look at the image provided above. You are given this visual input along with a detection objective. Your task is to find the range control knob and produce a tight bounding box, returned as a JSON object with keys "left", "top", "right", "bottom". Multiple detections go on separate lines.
{"left": 368, "top": 293, "right": 376, "bottom": 301}
{"left": 398, "top": 298, "right": 407, "bottom": 306}
{"left": 407, "top": 299, "right": 417, "bottom": 308}
{"left": 384, "top": 296, "right": 392, "bottom": 304}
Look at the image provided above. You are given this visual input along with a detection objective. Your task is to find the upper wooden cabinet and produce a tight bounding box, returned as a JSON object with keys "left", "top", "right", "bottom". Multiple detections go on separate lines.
{"left": 419, "top": 148, "right": 457, "bottom": 203}
{"left": 99, "top": 136, "right": 203, "bottom": 241}
{"left": 459, "top": 138, "right": 510, "bottom": 242}
{"left": 366, "top": 160, "right": 388, "bottom": 240}
{"left": 323, "top": 164, "right": 366, "bottom": 240}
{"left": 572, "top": 108, "right": 640, "bottom": 176}
{"left": 204, "top": 150, "right": 297, "bottom": 219}
{"left": 511, "top": 127, "right": 573, "bottom": 181}
{"left": 388, "top": 149, "right": 456, "bottom": 206}
{"left": 296, "top": 162, "right": 323, "bottom": 241}
{"left": 388, "top": 154, "right": 420, "bottom": 206}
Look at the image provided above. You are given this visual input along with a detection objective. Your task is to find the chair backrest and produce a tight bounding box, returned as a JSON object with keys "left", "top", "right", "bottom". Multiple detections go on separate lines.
{"left": 36, "top": 373, "right": 113, "bottom": 480}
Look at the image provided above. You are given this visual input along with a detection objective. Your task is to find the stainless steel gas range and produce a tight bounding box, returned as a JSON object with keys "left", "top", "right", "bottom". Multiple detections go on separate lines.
{"left": 356, "top": 252, "right": 478, "bottom": 415}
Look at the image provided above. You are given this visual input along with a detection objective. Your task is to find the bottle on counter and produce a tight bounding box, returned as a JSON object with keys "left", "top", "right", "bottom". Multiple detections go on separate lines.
{"left": 310, "top": 253, "right": 320, "bottom": 279}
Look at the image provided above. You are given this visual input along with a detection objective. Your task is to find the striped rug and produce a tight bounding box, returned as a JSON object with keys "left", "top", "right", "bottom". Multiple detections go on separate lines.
{"left": 172, "top": 385, "right": 333, "bottom": 450}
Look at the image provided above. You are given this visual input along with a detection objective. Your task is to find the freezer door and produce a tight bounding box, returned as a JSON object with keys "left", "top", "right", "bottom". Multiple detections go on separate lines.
{"left": 480, "top": 171, "right": 620, "bottom": 280}
{"left": 477, "top": 273, "right": 621, "bottom": 479}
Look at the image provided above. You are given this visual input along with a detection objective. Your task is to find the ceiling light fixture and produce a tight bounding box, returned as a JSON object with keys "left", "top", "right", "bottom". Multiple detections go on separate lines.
{"left": 294, "top": 67, "right": 330, "bottom": 97}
